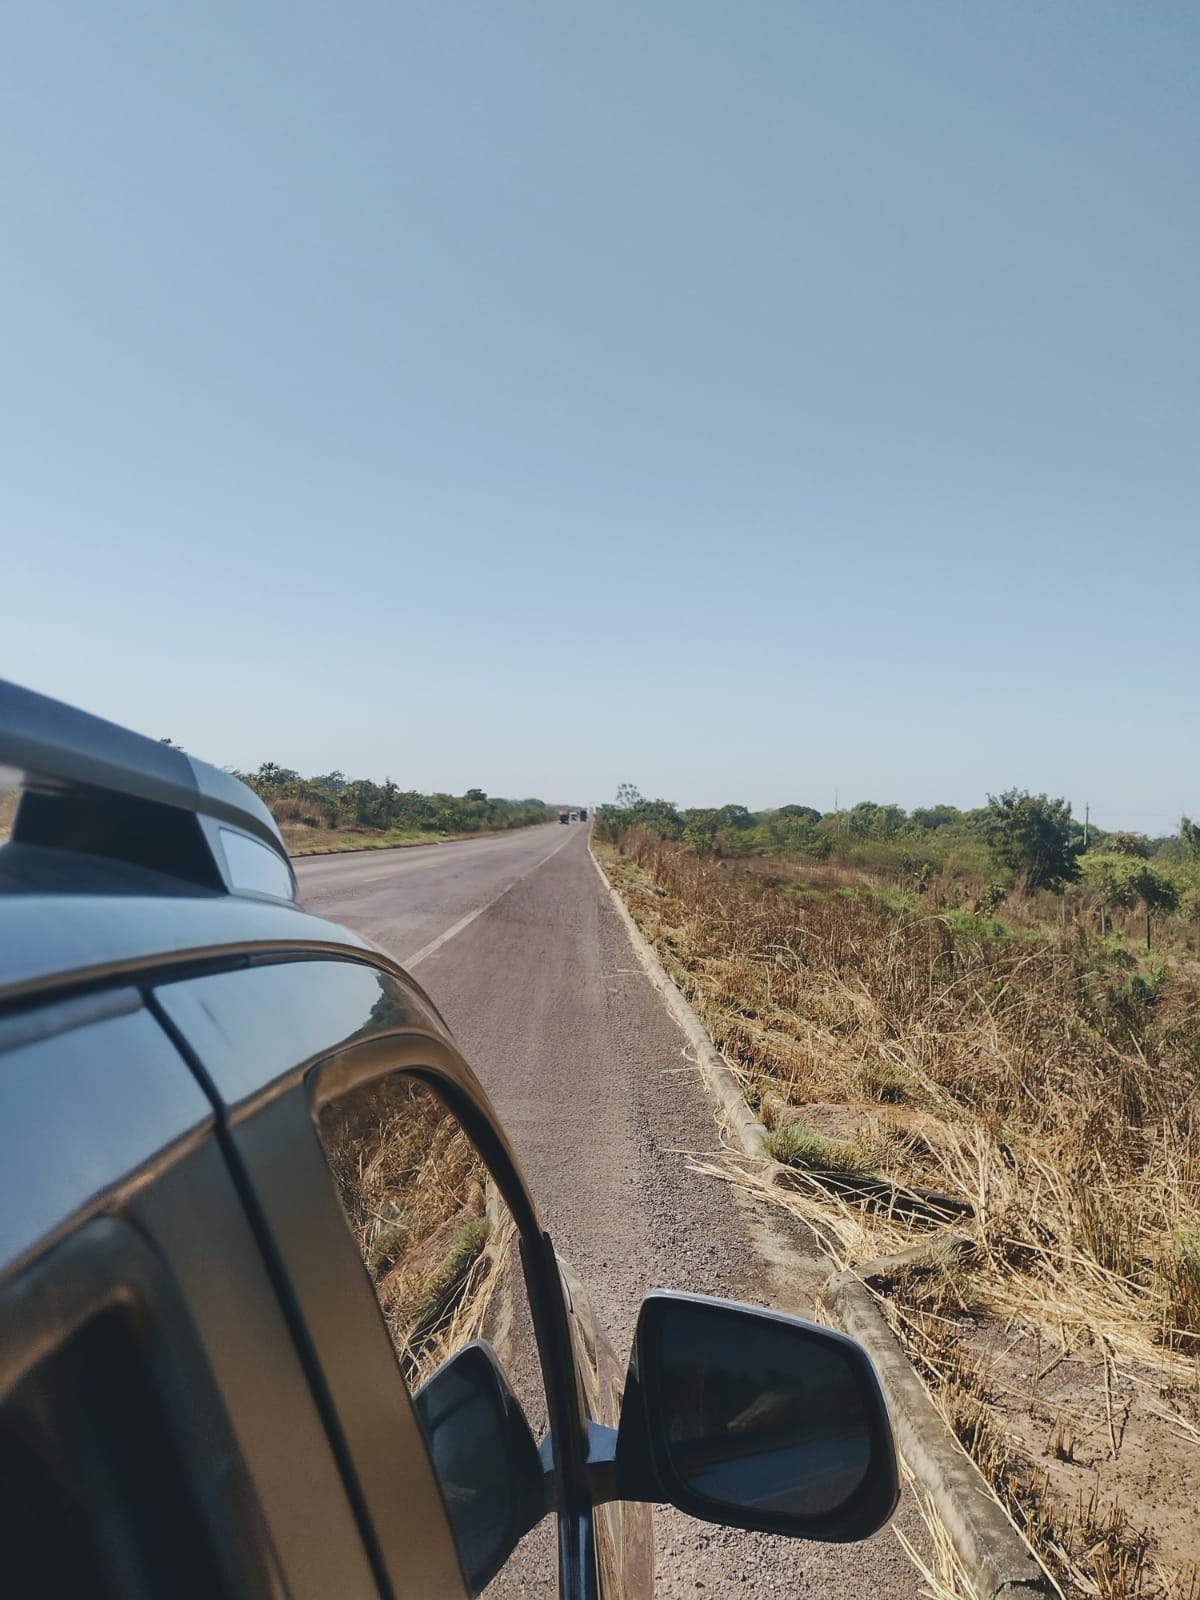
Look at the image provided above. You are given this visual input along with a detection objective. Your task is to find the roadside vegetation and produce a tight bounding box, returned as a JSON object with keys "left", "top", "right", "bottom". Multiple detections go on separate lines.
{"left": 238, "top": 763, "right": 557, "bottom": 856}
{"left": 0, "top": 765, "right": 558, "bottom": 854}
{"left": 597, "top": 787, "right": 1200, "bottom": 1599}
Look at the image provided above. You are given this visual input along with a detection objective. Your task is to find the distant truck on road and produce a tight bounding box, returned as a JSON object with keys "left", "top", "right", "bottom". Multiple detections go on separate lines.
{"left": 559, "top": 809, "right": 586, "bottom": 823}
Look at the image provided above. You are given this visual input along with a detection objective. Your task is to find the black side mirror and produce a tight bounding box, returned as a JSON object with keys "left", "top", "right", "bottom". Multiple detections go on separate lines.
{"left": 613, "top": 1292, "right": 898, "bottom": 1542}
{"left": 413, "top": 1340, "right": 547, "bottom": 1594}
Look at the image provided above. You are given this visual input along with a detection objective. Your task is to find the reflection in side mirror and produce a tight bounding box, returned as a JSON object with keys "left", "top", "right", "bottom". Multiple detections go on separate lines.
{"left": 615, "top": 1293, "right": 899, "bottom": 1542}
{"left": 413, "top": 1341, "right": 547, "bottom": 1594}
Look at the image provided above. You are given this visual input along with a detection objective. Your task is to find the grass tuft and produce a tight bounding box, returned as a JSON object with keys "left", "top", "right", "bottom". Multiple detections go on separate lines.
{"left": 1159, "top": 1230, "right": 1200, "bottom": 1345}
{"left": 763, "top": 1121, "right": 877, "bottom": 1174}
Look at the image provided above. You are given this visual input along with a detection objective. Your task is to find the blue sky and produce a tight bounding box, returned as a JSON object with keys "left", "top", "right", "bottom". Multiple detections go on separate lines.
{"left": 3, "top": 3, "right": 1196, "bottom": 829}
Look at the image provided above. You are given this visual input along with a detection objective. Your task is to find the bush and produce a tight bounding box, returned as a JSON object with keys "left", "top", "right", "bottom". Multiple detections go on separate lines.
{"left": 985, "top": 790, "right": 1082, "bottom": 892}
{"left": 763, "top": 1122, "right": 875, "bottom": 1174}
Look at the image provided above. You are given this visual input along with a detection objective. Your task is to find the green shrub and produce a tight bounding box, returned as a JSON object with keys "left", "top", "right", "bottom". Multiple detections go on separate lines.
{"left": 1158, "top": 1231, "right": 1200, "bottom": 1343}
{"left": 763, "top": 1122, "right": 875, "bottom": 1174}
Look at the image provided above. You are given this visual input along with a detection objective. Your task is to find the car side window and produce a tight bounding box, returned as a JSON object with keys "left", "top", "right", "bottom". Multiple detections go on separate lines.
{"left": 314, "top": 1070, "right": 556, "bottom": 1595}
{"left": 0, "top": 1218, "right": 279, "bottom": 1600}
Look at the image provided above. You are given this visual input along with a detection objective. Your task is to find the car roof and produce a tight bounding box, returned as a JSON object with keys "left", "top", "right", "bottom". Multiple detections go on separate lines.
{"left": 0, "top": 886, "right": 382, "bottom": 1011}
{"left": 0, "top": 681, "right": 450, "bottom": 1039}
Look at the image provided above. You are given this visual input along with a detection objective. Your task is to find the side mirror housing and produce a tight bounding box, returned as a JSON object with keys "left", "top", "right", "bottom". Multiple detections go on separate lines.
{"left": 613, "top": 1292, "right": 899, "bottom": 1542}
{"left": 413, "top": 1340, "right": 547, "bottom": 1593}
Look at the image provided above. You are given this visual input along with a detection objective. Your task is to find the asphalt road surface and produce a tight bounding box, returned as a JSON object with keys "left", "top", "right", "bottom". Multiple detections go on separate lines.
{"left": 295, "top": 826, "right": 928, "bottom": 1600}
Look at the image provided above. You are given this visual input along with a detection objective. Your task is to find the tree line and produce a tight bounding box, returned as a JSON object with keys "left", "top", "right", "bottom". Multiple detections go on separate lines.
{"left": 240, "top": 763, "right": 556, "bottom": 835}
{"left": 597, "top": 785, "right": 1200, "bottom": 947}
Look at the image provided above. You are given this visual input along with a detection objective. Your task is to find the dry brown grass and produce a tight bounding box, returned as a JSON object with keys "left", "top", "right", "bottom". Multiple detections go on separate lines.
{"left": 893, "top": 1456, "right": 986, "bottom": 1600}
{"left": 319, "top": 1075, "right": 511, "bottom": 1387}
{"left": 0, "top": 787, "right": 17, "bottom": 844}
{"left": 604, "top": 830, "right": 1200, "bottom": 1598}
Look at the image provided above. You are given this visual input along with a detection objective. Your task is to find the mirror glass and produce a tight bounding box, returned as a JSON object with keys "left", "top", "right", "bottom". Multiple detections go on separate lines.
{"left": 655, "top": 1300, "right": 872, "bottom": 1518}
{"left": 413, "top": 1343, "right": 542, "bottom": 1595}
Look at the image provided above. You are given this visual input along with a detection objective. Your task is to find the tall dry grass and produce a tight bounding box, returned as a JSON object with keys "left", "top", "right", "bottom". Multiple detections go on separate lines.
{"left": 606, "top": 828, "right": 1200, "bottom": 1598}
{"left": 612, "top": 826, "right": 1200, "bottom": 1354}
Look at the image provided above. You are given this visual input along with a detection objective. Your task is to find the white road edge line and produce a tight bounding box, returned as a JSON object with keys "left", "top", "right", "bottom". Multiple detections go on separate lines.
{"left": 405, "top": 828, "right": 576, "bottom": 970}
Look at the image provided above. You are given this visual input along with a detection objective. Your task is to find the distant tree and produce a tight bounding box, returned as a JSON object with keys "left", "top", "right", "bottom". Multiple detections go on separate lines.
{"left": 985, "top": 790, "right": 1081, "bottom": 892}
{"left": 910, "top": 805, "right": 961, "bottom": 832}
{"left": 1135, "top": 867, "right": 1180, "bottom": 950}
{"left": 254, "top": 762, "right": 301, "bottom": 789}
{"left": 1103, "top": 832, "right": 1152, "bottom": 859}
{"left": 1088, "top": 855, "right": 1137, "bottom": 936}
{"left": 844, "top": 802, "right": 877, "bottom": 838}
{"left": 465, "top": 788, "right": 487, "bottom": 802}
{"left": 1093, "top": 859, "right": 1181, "bottom": 949}
{"left": 1181, "top": 817, "right": 1200, "bottom": 861}
{"left": 764, "top": 808, "right": 828, "bottom": 857}
{"left": 681, "top": 808, "right": 719, "bottom": 854}
{"left": 631, "top": 798, "right": 684, "bottom": 839}
{"left": 595, "top": 786, "right": 682, "bottom": 843}
{"left": 877, "top": 804, "right": 907, "bottom": 836}
{"left": 341, "top": 779, "right": 388, "bottom": 829}
{"left": 844, "top": 801, "right": 907, "bottom": 839}
{"left": 713, "top": 804, "right": 754, "bottom": 831}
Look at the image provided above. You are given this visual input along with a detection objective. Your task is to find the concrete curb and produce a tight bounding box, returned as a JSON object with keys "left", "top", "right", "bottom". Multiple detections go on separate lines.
{"left": 827, "top": 1269, "right": 1053, "bottom": 1600}
{"left": 588, "top": 839, "right": 1058, "bottom": 1600}
{"left": 586, "top": 846, "right": 768, "bottom": 1159}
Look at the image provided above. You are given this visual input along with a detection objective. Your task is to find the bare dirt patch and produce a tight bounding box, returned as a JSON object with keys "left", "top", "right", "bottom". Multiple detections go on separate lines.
{"left": 960, "top": 1324, "right": 1200, "bottom": 1591}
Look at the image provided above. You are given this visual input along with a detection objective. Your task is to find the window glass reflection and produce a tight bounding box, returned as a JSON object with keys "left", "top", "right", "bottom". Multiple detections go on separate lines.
{"left": 315, "top": 1071, "right": 555, "bottom": 1593}
{"left": 318, "top": 1073, "right": 494, "bottom": 1385}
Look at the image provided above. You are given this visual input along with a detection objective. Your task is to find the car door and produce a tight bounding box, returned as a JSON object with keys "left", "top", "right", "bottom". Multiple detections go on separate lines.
{"left": 0, "top": 986, "right": 381, "bottom": 1600}
{"left": 152, "top": 954, "right": 597, "bottom": 1599}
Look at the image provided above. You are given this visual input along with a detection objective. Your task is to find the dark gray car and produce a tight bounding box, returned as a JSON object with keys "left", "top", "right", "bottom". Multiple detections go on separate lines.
{"left": 0, "top": 681, "right": 899, "bottom": 1599}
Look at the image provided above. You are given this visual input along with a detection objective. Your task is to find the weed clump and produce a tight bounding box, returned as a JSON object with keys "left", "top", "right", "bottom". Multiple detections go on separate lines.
{"left": 763, "top": 1121, "right": 876, "bottom": 1174}
{"left": 1159, "top": 1230, "right": 1200, "bottom": 1345}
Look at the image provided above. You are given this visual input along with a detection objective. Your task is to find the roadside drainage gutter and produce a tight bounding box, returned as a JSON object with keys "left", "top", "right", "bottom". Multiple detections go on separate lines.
{"left": 589, "top": 841, "right": 1058, "bottom": 1600}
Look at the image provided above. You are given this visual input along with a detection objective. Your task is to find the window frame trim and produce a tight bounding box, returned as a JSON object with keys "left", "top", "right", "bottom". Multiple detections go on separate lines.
{"left": 307, "top": 1036, "right": 596, "bottom": 1597}
{"left": 0, "top": 1214, "right": 284, "bottom": 1599}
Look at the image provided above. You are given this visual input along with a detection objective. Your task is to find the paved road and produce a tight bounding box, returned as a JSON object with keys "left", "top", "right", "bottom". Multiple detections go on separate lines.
{"left": 294, "top": 828, "right": 926, "bottom": 1600}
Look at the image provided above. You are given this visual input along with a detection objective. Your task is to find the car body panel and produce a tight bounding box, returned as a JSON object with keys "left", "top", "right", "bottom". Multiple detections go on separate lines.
{"left": 152, "top": 955, "right": 653, "bottom": 1600}
{"left": 152, "top": 959, "right": 571, "bottom": 1595}
{"left": 128, "top": 1139, "right": 387, "bottom": 1600}
{"left": 0, "top": 992, "right": 213, "bottom": 1278}
{"left": 0, "top": 991, "right": 382, "bottom": 1600}
{"left": 558, "top": 1256, "right": 655, "bottom": 1599}
{"left": 222, "top": 1079, "right": 470, "bottom": 1599}
{"left": 0, "top": 685, "right": 899, "bottom": 1600}
{"left": 0, "top": 890, "right": 387, "bottom": 1010}
{"left": 153, "top": 954, "right": 447, "bottom": 1118}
